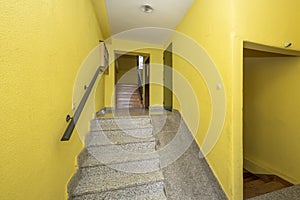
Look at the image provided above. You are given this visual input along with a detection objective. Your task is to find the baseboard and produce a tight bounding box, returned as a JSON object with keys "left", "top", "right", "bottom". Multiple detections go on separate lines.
{"left": 149, "top": 106, "right": 164, "bottom": 111}
{"left": 244, "top": 156, "right": 298, "bottom": 184}
{"left": 96, "top": 107, "right": 113, "bottom": 115}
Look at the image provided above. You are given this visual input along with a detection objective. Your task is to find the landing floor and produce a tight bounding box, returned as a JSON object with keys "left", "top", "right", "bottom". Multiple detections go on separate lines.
{"left": 152, "top": 112, "right": 227, "bottom": 200}
{"left": 97, "top": 109, "right": 227, "bottom": 199}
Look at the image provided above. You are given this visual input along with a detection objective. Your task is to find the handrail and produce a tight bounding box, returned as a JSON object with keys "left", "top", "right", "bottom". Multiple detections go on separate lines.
{"left": 61, "top": 66, "right": 103, "bottom": 141}
{"left": 137, "top": 69, "right": 143, "bottom": 102}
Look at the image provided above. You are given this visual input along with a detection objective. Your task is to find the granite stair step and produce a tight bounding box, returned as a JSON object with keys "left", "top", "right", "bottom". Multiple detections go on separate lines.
{"left": 116, "top": 102, "right": 141, "bottom": 104}
{"left": 88, "top": 128, "right": 153, "bottom": 138}
{"left": 94, "top": 116, "right": 151, "bottom": 122}
{"left": 116, "top": 89, "right": 138, "bottom": 92}
{"left": 116, "top": 97, "right": 140, "bottom": 101}
{"left": 116, "top": 84, "right": 139, "bottom": 88}
{"left": 78, "top": 148, "right": 160, "bottom": 172}
{"left": 116, "top": 105, "right": 144, "bottom": 109}
{"left": 85, "top": 141, "right": 155, "bottom": 155}
{"left": 249, "top": 184, "right": 300, "bottom": 200}
{"left": 117, "top": 93, "right": 140, "bottom": 97}
{"left": 116, "top": 91, "right": 139, "bottom": 95}
{"left": 71, "top": 191, "right": 167, "bottom": 200}
{"left": 116, "top": 100, "right": 142, "bottom": 103}
{"left": 69, "top": 166, "right": 165, "bottom": 198}
{"left": 90, "top": 117, "right": 152, "bottom": 131}
{"left": 85, "top": 130, "right": 155, "bottom": 147}
{"left": 68, "top": 114, "right": 166, "bottom": 200}
{"left": 116, "top": 103, "right": 143, "bottom": 107}
{"left": 116, "top": 84, "right": 138, "bottom": 88}
{"left": 116, "top": 86, "right": 139, "bottom": 89}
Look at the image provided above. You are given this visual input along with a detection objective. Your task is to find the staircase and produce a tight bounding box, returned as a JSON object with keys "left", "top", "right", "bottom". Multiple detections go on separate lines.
{"left": 116, "top": 84, "right": 143, "bottom": 109}
{"left": 249, "top": 184, "right": 300, "bottom": 200}
{"left": 243, "top": 169, "right": 293, "bottom": 199}
{"left": 68, "top": 115, "right": 167, "bottom": 200}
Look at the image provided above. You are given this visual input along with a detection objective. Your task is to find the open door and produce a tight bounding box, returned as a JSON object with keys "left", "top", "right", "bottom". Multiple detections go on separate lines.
{"left": 163, "top": 43, "right": 173, "bottom": 111}
{"left": 144, "top": 57, "right": 150, "bottom": 108}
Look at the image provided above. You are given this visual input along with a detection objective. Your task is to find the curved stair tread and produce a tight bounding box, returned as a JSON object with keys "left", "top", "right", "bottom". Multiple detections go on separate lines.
{"left": 78, "top": 148, "right": 160, "bottom": 168}
{"left": 90, "top": 117, "right": 152, "bottom": 130}
{"left": 249, "top": 184, "right": 300, "bottom": 200}
{"left": 71, "top": 191, "right": 167, "bottom": 200}
{"left": 70, "top": 166, "right": 164, "bottom": 197}
{"left": 85, "top": 130, "right": 155, "bottom": 147}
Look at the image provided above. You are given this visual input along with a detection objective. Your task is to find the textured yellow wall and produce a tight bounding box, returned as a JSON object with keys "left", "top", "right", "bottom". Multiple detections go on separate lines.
{"left": 171, "top": 53, "right": 211, "bottom": 144}
{"left": 115, "top": 55, "right": 138, "bottom": 84}
{"left": 243, "top": 57, "right": 300, "bottom": 184}
{"left": 73, "top": 44, "right": 106, "bottom": 140}
{"left": 95, "top": 77, "right": 105, "bottom": 112}
{"left": 174, "top": 1, "right": 300, "bottom": 199}
{"left": 91, "top": 0, "right": 111, "bottom": 39}
{"left": 171, "top": 0, "right": 234, "bottom": 198}
{"left": 0, "top": 1, "right": 104, "bottom": 199}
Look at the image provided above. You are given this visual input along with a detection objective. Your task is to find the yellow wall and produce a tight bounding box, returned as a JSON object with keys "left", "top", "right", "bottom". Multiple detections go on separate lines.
{"left": 91, "top": 0, "right": 109, "bottom": 115}
{"left": 95, "top": 77, "right": 105, "bottom": 112}
{"left": 104, "top": 39, "right": 164, "bottom": 108}
{"left": 170, "top": 0, "right": 235, "bottom": 198}
{"left": 243, "top": 57, "right": 300, "bottom": 184}
{"left": 115, "top": 55, "right": 138, "bottom": 84}
{"left": 167, "top": 0, "right": 300, "bottom": 198}
{"left": 171, "top": 53, "right": 211, "bottom": 144}
{"left": 0, "top": 1, "right": 105, "bottom": 199}
{"left": 73, "top": 43, "right": 106, "bottom": 140}
{"left": 91, "top": 0, "right": 111, "bottom": 39}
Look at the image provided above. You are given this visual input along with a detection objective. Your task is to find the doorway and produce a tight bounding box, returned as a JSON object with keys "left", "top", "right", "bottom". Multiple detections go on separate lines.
{"left": 163, "top": 43, "right": 173, "bottom": 111}
{"left": 144, "top": 57, "right": 150, "bottom": 109}
{"left": 114, "top": 52, "right": 150, "bottom": 109}
{"left": 242, "top": 42, "right": 300, "bottom": 199}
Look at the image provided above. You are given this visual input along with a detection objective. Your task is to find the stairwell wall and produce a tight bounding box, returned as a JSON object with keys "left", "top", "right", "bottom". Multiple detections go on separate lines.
{"left": 115, "top": 55, "right": 138, "bottom": 84}
{"left": 0, "top": 0, "right": 107, "bottom": 199}
{"left": 170, "top": 0, "right": 300, "bottom": 199}
{"left": 169, "top": 0, "right": 235, "bottom": 199}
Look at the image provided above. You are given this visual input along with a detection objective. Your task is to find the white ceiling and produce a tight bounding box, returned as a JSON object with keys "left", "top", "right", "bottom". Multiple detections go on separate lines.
{"left": 105, "top": 0, "right": 195, "bottom": 45}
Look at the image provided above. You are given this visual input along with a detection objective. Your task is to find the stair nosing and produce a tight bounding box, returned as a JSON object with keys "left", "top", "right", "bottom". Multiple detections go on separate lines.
{"left": 71, "top": 170, "right": 164, "bottom": 197}
{"left": 86, "top": 132, "right": 155, "bottom": 144}
{"left": 71, "top": 179, "right": 164, "bottom": 198}
{"left": 79, "top": 156, "right": 160, "bottom": 169}
{"left": 94, "top": 116, "right": 151, "bottom": 120}
{"left": 85, "top": 139, "right": 155, "bottom": 147}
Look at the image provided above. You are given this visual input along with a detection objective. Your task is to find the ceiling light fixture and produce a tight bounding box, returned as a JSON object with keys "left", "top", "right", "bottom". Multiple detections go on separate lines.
{"left": 140, "top": 4, "right": 154, "bottom": 13}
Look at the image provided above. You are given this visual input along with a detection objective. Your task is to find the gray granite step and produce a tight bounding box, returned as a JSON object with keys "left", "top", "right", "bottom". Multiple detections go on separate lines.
{"left": 69, "top": 166, "right": 165, "bottom": 198}
{"left": 90, "top": 116, "right": 152, "bottom": 131}
{"left": 68, "top": 114, "right": 167, "bottom": 200}
{"left": 71, "top": 191, "right": 167, "bottom": 200}
{"left": 249, "top": 184, "right": 300, "bottom": 200}
{"left": 78, "top": 148, "right": 160, "bottom": 173}
{"left": 85, "top": 139, "right": 156, "bottom": 154}
{"left": 87, "top": 127, "right": 153, "bottom": 138}
{"left": 85, "top": 130, "right": 155, "bottom": 147}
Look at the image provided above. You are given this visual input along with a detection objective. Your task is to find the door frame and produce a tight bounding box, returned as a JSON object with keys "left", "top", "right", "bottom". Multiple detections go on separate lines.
{"left": 163, "top": 43, "right": 173, "bottom": 111}
{"left": 114, "top": 51, "right": 150, "bottom": 108}
{"left": 241, "top": 41, "right": 300, "bottom": 197}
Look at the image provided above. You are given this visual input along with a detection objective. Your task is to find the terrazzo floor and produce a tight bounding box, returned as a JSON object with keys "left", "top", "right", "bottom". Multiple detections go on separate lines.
{"left": 151, "top": 111, "right": 227, "bottom": 200}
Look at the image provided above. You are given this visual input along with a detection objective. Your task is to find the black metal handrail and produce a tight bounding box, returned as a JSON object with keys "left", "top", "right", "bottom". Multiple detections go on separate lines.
{"left": 137, "top": 68, "right": 143, "bottom": 102}
{"left": 61, "top": 66, "right": 103, "bottom": 141}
